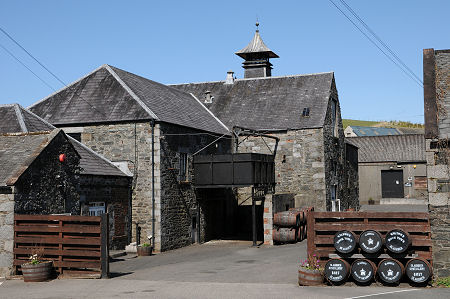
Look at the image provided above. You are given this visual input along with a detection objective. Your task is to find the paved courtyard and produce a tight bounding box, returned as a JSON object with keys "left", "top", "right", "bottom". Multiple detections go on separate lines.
{"left": 1, "top": 240, "right": 449, "bottom": 298}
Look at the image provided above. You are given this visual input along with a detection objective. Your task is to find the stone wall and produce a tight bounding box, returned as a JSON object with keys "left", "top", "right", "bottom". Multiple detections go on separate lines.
{"left": 344, "top": 142, "right": 359, "bottom": 208}
{"left": 435, "top": 50, "right": 450, "bottom": 139}
{"left": 14, "top": 132, "right": 81, "bottom": 215}
{"left": 77, "top": 122, "right": 162, "bottom": 250}
{"left": 77, "top": 121, "right": 231, "bottom": 252}
{"left": 429, "top": 205, "right": 450, "bottom": 278}
{"left": 0, "top": 189, "right": 14, "bottom": 277}
{"left": 237, "top": 128, "right": 326, "bottom": 210}
{"left": 80, "top": 175, "right": 131, "bottom": 250}
{"left": 322, "top": 79, "right": 350, "bottom": 211}
{"left": 159, "top": 123, "right": 231, "bottom": 251}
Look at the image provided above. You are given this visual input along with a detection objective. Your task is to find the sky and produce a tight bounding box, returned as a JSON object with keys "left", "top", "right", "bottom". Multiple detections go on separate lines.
{"left": 0, "top": 1, "right": 449, "bottom": 124}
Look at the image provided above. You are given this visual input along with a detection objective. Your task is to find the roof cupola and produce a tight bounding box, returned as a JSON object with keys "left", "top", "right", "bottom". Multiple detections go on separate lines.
{"left": 235, "top": 23, "right": 279, "bottom": 79}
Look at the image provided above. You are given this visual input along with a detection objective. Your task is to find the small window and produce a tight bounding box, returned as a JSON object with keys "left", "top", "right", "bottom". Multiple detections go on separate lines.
{"left": 67, "top": 133, "right": 81, "bottom": 142}
{"left": 88, "top": 202, "right": 105, "bottom": 216}
{"left": 302, "top": 108, "right": 310, "bottom": 117}
{"left": 179, "top": 153, "right": 189, "bottom": 182}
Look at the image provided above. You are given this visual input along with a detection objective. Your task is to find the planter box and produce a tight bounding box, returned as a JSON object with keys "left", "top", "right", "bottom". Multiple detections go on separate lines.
{"left": 21, "top": 261, "right": 53, "bottom": 282}
{"left": 137, "top": 246, "right": 153, "bottom": 256}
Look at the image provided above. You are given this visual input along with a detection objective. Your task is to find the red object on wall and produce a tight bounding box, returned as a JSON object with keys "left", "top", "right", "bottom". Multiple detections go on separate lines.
{"left": 59, "top": 154, "right": 66, "bottom": 162}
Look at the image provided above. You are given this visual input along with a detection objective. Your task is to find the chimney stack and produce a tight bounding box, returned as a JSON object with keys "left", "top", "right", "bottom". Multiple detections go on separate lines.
{"left": 225, "top": 71, "right": 234, "bottom": 84}
{"left": 204, "top": 90, "right": 214, "bottom": 104}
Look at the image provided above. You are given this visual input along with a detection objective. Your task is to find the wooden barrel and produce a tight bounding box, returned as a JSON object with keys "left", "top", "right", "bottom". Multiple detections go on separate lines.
{"left": 273, "top": 227, "right": 297, "bottom": 243}
{"left": 298, "top": 267, "right": 323, "bottom": 286}
{"left": 273, "top": 211, "right": 300, "bottom": 227}
{"left": 324, "top": 258, "right": 350, "bottom": 284}
{"left": 359, "top": 230, "right": 383, "bottom": 254}
{"left": 385, "top": 229, "right": 411, "bottom": 254}
{"left": 377, "top": 259, "right": 404, "bottom": 284}
{"left": 334, "top": 230, "right": 357, "bottom": 254}
{"left": 351, "top": 259, "right": 377, "bottom": 284}
{"left": 288, "top": 208, "right": 305, "bottom": 223}
{"left": 405, "top": 258, "right": 432, "bottom": 284}
{"left": 21, "top": 261, "right": 52, "bottom": 282}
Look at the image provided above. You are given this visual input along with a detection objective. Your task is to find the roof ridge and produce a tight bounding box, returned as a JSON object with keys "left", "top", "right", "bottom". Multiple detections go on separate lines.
{"left": 18, "top": 103, "right": 57, "bottom": 130}
{"left": 6, "top": 129, "right": 62, "bottom": 185}
{"left": 104, "top": 65, "right": 159, "bottom": 120}
{"left": 29, "top": 65, "right": 107, "bottom": 109}
{"left": 169, "top": 71, "right": 334, "bottom": 86}
{"left": 188, "top": 93, "right": 229, "bottom": 132}
{"left": 13, "top": 104, "right": 28, "bottom": 133}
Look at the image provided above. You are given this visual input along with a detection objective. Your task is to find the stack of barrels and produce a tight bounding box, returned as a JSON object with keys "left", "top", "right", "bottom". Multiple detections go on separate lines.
{"left": 272, "top": 207, "right": 313, "bottom": 244}
{"left": 323, "top": 229, "right": 432, "bottom": 286}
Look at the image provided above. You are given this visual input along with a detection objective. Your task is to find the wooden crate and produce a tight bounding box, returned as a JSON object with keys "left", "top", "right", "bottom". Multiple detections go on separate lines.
{"left": 306, "top": 211, "right": 432, "bottom": 264}
{"left": 14, "top": 214, "right": 109, "bottom": 278}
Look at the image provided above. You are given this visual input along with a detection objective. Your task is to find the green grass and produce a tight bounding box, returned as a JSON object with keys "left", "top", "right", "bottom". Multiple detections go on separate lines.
{"left": 434, "top": 277, "right": 450, "bottom": 287}
{"left": 342, "top": 119, "right": 381, "bottom": 129}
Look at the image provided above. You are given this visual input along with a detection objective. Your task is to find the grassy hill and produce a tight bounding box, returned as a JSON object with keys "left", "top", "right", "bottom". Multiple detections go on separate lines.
{"left": 342, "top": 119, "right": 424, "bottom": 129}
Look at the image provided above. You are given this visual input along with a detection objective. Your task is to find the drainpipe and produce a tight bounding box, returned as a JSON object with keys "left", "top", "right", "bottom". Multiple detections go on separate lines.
{"left": 151, "top": 120, "right": 156, "bottom": 249}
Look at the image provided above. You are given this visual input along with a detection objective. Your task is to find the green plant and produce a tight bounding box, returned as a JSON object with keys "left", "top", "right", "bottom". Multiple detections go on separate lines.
{"left": 300, "top": 254, "right": 323, "bottom": 271}
{"left": 141, "top": 243, "right": 151, "bottom": 247}
{"left": 27, "top": 247, "right": 44, "bottom": 265}
{"left": 434, "top": 276, "right": 450, "bottom": 288}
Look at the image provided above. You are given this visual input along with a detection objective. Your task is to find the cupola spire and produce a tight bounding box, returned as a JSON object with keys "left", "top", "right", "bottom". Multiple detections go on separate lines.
{"left": 235, "top": 23, "right": 279, "bottom": 78}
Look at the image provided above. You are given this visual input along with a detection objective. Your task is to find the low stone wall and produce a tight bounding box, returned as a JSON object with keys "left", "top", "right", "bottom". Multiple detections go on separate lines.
{"left": 429, "top": 205, "right": 450, "bottom": 278}
{"left": 0, "top": 190, "right": 14, "bottom": 277}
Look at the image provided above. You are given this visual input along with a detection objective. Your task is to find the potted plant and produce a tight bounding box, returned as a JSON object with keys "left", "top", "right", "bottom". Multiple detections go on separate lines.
{"left": 21, "top": 248, "right": 53, "bottom": 282}
{"left": 137, "top": 243, "right": 153, "bottom": 256}
{"left": 298, "top": 253, "right": 323, "bottom": 286}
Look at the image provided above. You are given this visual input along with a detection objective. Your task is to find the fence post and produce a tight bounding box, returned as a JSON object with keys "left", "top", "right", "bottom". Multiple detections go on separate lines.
{"left": 101, "top": 213, "right": 109, "bottom": 278}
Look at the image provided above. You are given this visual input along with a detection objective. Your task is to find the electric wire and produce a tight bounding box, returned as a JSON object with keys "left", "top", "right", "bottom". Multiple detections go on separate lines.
{"left": 338, "top": 0, "right": 423, "bottom": 85}
{"left": 328, "top": 0, "right": 423, "bottom": 88}
{"left": 0, "top": 26, "right": 109, "bottom": 118}
{"left": 0, "top": 42, "right": 56, "bottom": 92}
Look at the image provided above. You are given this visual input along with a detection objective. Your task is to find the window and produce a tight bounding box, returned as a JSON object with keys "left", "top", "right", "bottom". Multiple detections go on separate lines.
{"left": 88, "top": 202, "right": 105, "bottom": 216}
{"left": 67, "top": 133, "right": 81, "bottom": 142}
{"left": 179, "top": 152, "right": 189, "bottom": 182}
{"left": 302, "top": 107, "right": 310, "bottom": 117}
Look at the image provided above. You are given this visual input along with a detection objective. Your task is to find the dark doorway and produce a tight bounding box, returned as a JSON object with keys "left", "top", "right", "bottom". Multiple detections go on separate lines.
{"left": 381, "top": 170, "right": 404, "bottom": 198}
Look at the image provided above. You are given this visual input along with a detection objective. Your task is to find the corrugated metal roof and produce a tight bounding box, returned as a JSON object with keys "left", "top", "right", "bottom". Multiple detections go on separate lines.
{"left": 349, "top": 134, "right": 426, "bottom": 163}
{"left": 349, "top": 126, "right": 402, "bottom": 137}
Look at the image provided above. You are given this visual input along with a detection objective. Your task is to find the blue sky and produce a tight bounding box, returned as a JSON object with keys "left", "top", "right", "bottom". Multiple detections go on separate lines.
{"left": 1, "top": 1, "right": 449, "bottom": 123}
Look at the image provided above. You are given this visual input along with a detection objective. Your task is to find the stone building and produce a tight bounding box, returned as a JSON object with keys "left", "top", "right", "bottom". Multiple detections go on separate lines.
{"left": 348, "top": 135, "right": 427, "bottom": 205}
{"left": 172, "top": 27, "right": 357, "bottom": 211}
{"left": 0, "top": 129, "right": 80, "bottom": 277}
{"left": 423, "top": 48, "right": 450, "bottom": 277}
{"left": 0, "top": 104, "right": 132, "bottom": 250}
{"left": 30, "top": 66, "right": 231, "bottom": 252}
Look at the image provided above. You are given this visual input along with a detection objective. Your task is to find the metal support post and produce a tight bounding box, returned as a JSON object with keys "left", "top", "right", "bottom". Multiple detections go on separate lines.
{"left": 252, "top": 187, "right": 257, "bottom": 246}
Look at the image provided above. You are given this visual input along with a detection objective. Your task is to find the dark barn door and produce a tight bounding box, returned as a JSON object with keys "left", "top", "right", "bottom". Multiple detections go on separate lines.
{"left": 381, "top": 170, "right": 404, "bottom": 198}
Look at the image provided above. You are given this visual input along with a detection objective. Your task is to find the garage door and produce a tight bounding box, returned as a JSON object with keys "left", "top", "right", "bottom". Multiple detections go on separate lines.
{"left": 381, "top": 170, "right": 404, "bottom": 198}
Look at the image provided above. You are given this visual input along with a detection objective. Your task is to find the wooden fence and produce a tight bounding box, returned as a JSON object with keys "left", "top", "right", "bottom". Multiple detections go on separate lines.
{"left": 307, "top": 211, "right": 432, "bottom": 264}
{"left": 14, "top": 214, "right": 109, "bottom": 278}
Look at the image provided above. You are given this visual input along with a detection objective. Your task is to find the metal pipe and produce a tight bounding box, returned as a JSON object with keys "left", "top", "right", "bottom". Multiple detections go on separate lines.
{"left": 151, "top": 120, "right": 156, "bottom": 249}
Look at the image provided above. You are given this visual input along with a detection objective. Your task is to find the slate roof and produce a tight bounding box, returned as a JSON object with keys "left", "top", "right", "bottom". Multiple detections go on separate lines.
{"left": 171, "top": 72, "right": 334, "bottom": 130}
{"left": 0, "top": 104, "right": 54, "bottom": 133}
{"left": 29, "top": 65, "right": 229, "bottom": 135}
{"left": 0, "top": 130, "right": 64, "bottom": 186}
{"left": 348, "top": 134, "right": 426, "bottom": 163}
{"left": 0, "top": 104, "right": 129, "bottom": 177}
{"left": 348, "top": 126, "right": 401, "bottom": 137}
{"left": 235, "top": 29, "right": 279, "bottom": 59}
